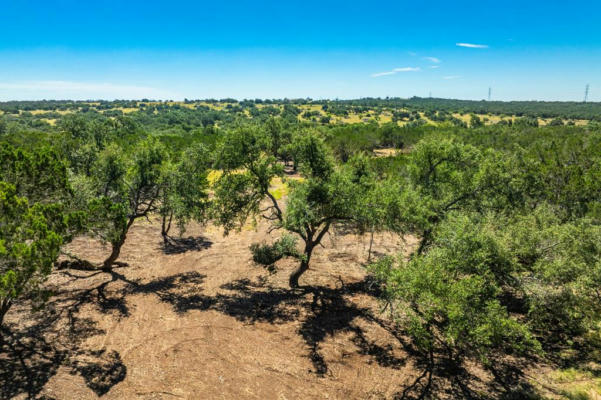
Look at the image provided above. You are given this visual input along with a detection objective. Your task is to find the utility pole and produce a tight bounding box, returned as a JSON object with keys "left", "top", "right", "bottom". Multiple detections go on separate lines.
{"left": 488, "top": 87, "right": 492, "bottom": 101}
{"left": 584, "top": 84, "right": 589, "bottom": 103}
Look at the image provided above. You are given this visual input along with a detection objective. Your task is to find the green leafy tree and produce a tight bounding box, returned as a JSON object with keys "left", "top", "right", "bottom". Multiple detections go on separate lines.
{"left": 371, "top": 204, "right": 601, "bottom": 365}
{"left": 517, "top": 134, "right": 601, "bottom": 221}
{"left": 469, "top": 114, "right": 484, "bottom": 128}
{"left": 160, "top": 143, "right": 211, "bottom": 238}
{"left": 501, "top": 206, "right": 601, "bottom": 339}
{"left": 397, "top": 137, "right": 515, "bottom": 254}
{"left": 77, "top": 138, "right": 170, "bottom": 270}
{"left": 514, "top": 116, "right": 539, "bottom": 128}
{"left": 548, "top": 117, "right": 564, "bottom": 126}
{"left": 211, "top": 125, "right": 283, "bottom": 233}
{"left": 0, "top": 143, "right": 86, "bottom": 248}
{"left": 0, "top": 182, "right": 62, "bottom": 327}
{"left": 369, "top": 133, "right": 601, "bottom": 369}
{"left": 282, "top": 163, "right": 360, "bottom": 287}
{"left": 0, "top": 143, "right": 72, "bottom": 205}
{"left": 343, "top": 153, "right": 405, "bottom": 262}
{"left": 0, "top": 117, "right": 7, "bottom": 135}
{"left": 212, "top": 127, "right": 364, "bottom": 288}
{"left": 370, "top": 213, "right": 541, "bottom": 365}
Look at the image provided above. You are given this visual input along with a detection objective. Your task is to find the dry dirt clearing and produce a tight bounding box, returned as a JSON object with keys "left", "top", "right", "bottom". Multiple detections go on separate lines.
{"left": 2, "top": 218, "right": 537, "bottom": 399}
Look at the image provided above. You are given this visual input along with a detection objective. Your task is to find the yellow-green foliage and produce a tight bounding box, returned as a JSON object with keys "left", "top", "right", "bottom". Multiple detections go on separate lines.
{"left": 268, "top": 177, "right": 289, "bottom": 200}
{"left": 208, "top": 171, "right": 289, "bottom": 199}
{"left": 548, "top": 368, "right": 601, "bottom": 399}
{"left": 207, "top": 169, "right": 222, "bottom": 187}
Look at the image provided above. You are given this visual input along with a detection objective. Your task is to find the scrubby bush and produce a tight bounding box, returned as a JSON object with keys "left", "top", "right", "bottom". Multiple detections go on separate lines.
{"left": 250, "top": 234, "right": 299, "bottom": 267}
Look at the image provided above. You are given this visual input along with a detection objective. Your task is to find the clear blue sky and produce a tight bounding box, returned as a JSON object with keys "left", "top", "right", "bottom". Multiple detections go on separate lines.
{"left": 1, "top": 0, "right": 600, "bottom": 101}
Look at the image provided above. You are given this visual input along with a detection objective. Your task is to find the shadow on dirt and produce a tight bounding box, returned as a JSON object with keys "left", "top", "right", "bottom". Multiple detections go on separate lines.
{"left": 71, "top": 349, "right": 127, "bottom": 396}
{"left": 161, "top": 235, "right": 213, "bottom": 255}
{"left": 0, "top": 268, "right": 206, "bottom": 399}
{"left": 139, "top": 272, "right": 540, "bottom": 399}
{"left": 142, "top": 273, "right": 409, "bottom": 376}
{"left": 0, "top": 281, "right": 127, "bottom": 399}
{"left": 0, "top": 321, "right": 67, "bottom": 400}
{"left": 2, "top": 265, "right": 542, "bottom": 399}
{"left": 398, "top": 355, "right": 546, "bottom": 399}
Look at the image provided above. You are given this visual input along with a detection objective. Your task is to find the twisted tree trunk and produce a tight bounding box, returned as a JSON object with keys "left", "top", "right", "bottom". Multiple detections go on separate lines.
{"left": 102, "top": 216, "right": 135, "bottom": 271}
{"left": 102, "top": 241, "right": 124, "bottom": 271}
{"left": 289, "top": 243, "right": 313, "bottom": 288}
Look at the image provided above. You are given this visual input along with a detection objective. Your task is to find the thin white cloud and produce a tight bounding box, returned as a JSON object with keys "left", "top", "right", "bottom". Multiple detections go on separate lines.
{"left": 423, "top": 57, "right": 441, "bottom": 63}
{"left": 371, "top": 67, "right": 420, "bottom": 77}
{"left": 408, "top": 51, "right": 417, "bottom": 56}
{"left": 443, "top": 75, "right": 461, "bottom": 80}
{"left": 371, "top": 71, "right": 397, "bottom": 77}
{"left": 429, "top": 65, "right": 440, "bottom": 69}
{"left": 0, "top": 80, "right": 178, "bottom": 100}
{"left": 456, "top": 43, "right": 489, "bottom": 48}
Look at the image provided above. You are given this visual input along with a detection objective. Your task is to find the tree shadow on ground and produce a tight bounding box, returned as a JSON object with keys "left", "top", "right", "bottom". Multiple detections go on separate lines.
{"left": 389, "top": 353, "right": 539, "bottom": 400}
{"left": 126, "top": 270, "right": 574, "bottom": 399}
{"left": 2, "top": 264, "right": 543, "bottom": 399}
{"left": 298, "top": 281, "right": 408, "bottom": 375}
{"left": 70, "top": 349, "right": 127, "bottom": 396}
{"left": 126, "top": 270, "right": 213, "bottom": 313}
{"left": 138, "top": 271, "right": 542, "bottom": 399}
{"left": 0, "top": 321, "right": 67, "bottom": 400}
{"left": 58, "top": 268, "right": 132, "bottom": 318}
{"left": 161, "top": 235, "right": 213, "bottom": 255}
{"left": 0, "top": 269, "right": 131, "bottom": 399}
{"left": 141, "top": 273, "right": 409, "bottom": 376}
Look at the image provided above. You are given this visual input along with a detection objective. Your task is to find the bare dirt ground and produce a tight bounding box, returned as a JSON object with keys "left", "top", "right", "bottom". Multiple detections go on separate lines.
{"left": 1, "top": 217, "right": 549, "bottom": 399}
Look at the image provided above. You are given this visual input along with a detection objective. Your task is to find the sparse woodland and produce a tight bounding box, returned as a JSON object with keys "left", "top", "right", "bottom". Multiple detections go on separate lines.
{"left": 1, "top": 99, "right": 601, "bottom": 398}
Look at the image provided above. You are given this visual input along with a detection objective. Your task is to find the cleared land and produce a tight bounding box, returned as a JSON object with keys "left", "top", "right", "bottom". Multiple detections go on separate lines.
{"left": 3, "top": 213, "right": 598, "bottom": 399}
{"left": 3, "top": 216, "right": 415, "bottom": 399}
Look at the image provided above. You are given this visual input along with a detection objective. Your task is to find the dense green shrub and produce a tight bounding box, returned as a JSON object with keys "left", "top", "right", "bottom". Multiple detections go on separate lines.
{"left": 250, "top": 234, "right": 299, "bottom": 267}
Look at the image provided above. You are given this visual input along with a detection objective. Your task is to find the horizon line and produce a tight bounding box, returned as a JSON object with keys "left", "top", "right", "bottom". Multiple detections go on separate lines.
{"left": 0, "top": 96, "right": 598, "bottom": 104}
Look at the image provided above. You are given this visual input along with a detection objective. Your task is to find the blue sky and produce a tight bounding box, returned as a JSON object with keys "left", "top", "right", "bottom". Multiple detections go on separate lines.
{"left": 1, "top": 0, "right": 600, "bottom": 101}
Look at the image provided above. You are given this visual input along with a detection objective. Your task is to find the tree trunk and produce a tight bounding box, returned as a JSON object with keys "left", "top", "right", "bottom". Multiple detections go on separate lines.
{"left": 0, "top": 299, "right": 12, "bottom": 329}
{"left": 289, "top": 243, "right": 313, "bottom": 288}
{"left": 102, "top": 239, "right": 124, "bottom": 271}
{"left": 102, "top": 217, "right": 135, "bottom": 271}
{"left": 416, "top": 229, "right": 432, "bottom": 256}
{"left": 367, "top": 228, "right": 375, "bottom": 262}
{"left": 289, "top": 259, "right": 309, "bottom": 289}
{"left": 161, "top": 212, "right": 173, "bottom": 240}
